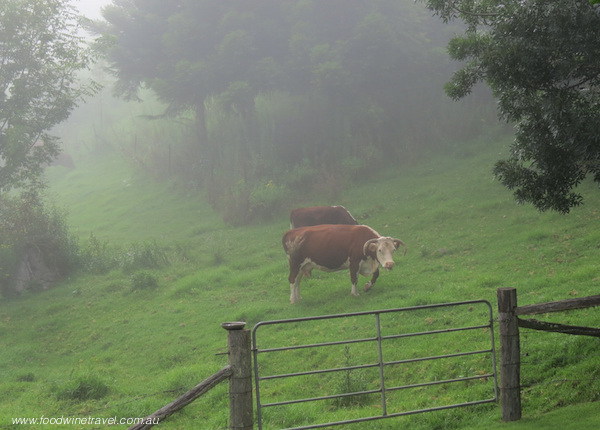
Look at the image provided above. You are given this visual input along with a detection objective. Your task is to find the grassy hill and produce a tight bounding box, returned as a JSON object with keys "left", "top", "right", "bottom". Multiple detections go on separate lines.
{"left": 1, "top": 135, "right": 599, "bottom": 429}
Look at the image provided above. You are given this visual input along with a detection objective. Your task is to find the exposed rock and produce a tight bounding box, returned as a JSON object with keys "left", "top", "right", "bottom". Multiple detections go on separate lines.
{"left": 12, "top": 246, "right": 58, "bottom": 293}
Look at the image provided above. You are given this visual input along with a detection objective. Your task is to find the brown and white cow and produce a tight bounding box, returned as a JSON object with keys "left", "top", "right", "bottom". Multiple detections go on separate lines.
{"left": 290, "top": 205, "right": 359, "bottom": 229}
{"left": 282, "top": 224, "right": 406, "bottom": 304}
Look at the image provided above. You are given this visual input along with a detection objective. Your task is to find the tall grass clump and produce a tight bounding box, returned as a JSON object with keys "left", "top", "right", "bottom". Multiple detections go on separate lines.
{"left": 79, "top": 234, "right": 170, "bottom": 275}
{"left": 119, "top": 240, "right": 170, "bottom": 273}
{"left": 55, "top": 375, "right": 110, "bottom": 401}
{"left": 79, "top": 232, "right": 118, "bottom": 274}
{"left": 130, "top": 270, "right": 159, "bottom": 290}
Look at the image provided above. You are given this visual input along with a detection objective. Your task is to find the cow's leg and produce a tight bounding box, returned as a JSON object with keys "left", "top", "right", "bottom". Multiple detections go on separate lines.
{"left": 290, "top": 272, "right": 303, "bottom": 304}
{"left": 288, "top": 264, "right": 303, "bottom": 304}
{"left": 349, "top": 262, "right": 360, "bottom": 296}
{"left": 364, "top": 268, "right": 380, "bottom": 292}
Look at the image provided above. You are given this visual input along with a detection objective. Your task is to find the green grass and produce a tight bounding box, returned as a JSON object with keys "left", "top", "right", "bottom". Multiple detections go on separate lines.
{"left": 43, "top": 150, "right": 221, "bottom": 244}
{"left": 1, "top": 136, "right": 600, "bottom": 429}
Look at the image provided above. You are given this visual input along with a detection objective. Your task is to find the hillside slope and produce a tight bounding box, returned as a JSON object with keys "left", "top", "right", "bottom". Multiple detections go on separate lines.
{"left": 43, "top": 150, "right": 225, "bottom": 244}
{"left": 2, "top": 136, "right": 599, "bottom": 430}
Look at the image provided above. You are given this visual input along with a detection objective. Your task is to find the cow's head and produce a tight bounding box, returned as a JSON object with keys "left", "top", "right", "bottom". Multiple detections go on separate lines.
{"left": 363, "top": 237, "right": 407, "bottom": 270}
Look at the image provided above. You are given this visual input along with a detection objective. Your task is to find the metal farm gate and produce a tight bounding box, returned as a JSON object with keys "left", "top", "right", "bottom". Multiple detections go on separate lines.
{"left": 252, "top": 300, "right": 498, "bottom": 430}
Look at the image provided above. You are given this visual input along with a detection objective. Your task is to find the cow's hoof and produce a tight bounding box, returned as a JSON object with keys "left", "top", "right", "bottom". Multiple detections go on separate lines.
{"left": 364, "top": 283, "right": 373, "bottom": 292}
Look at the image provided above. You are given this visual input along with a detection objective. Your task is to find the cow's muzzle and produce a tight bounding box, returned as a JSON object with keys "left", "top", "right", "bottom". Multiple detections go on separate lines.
{"left": 383, "top": 262, "right": 395, "bottom": 271}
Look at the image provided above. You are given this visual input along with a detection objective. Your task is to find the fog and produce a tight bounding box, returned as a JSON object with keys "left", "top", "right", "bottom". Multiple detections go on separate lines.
{"left": 55, "top": 0, "right": 500, "bottom": 226}
{"left": 70, "top": 0, "right": 110, "bottom": 20}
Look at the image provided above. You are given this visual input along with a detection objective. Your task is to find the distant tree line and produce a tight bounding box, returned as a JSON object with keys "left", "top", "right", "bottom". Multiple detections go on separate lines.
{"left": 89, "top": 0, "right": 498, "bottom": 223}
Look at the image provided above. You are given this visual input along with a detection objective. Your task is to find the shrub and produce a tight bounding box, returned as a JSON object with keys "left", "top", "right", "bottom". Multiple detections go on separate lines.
{"left": 248, "top": 180, "right": 289, "bottom": 221}
{"left": 130, "top": 270, "right": 159, "bottom": 290}
{"left": 119, "top": 240, "right": 169, "bottom": 273}
{"left": 79, "top": 233, "right": 118, "bottom": 275}
{"left": 16, "top": 373, "right": 35, "bottom": 382}
{"left": 282, "top": 159, "right": 318, "bottom": 193}
{"left": 340, "top": 156, "right": 366, "bottom": 181}
{"left": 0, "top": 236, "right": 19, "bottom": 294}
{"left": 0, "top": 192, "right": 76, "bottom": 296}
{"left": 219, "top": 179, "right": 252, "bottom": 226}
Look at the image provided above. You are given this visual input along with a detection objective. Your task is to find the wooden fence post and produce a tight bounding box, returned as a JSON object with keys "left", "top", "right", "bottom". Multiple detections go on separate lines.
{"left": 222, "top": 322, "right": 253, "bottom": 430}
{"left": 497, "top": 287, "right": 521, "bottom": 422}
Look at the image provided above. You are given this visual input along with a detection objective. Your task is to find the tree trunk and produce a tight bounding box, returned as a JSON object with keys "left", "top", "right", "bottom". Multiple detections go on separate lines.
{"left": 196, "top": 100, "right": 216, "bottom": 204}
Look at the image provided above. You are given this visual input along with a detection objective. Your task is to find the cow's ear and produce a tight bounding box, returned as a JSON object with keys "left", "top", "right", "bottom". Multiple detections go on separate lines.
{"left": 367, "top": 242, "right": 378, "bottom": 253}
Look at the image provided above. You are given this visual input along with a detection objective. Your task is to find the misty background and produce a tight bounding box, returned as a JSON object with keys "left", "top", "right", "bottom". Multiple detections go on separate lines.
{"left": 71, "top": 0, "right": 108, "bottom": 20}
{"left": 59, "top": 0, "right": 505, "bottom": 225}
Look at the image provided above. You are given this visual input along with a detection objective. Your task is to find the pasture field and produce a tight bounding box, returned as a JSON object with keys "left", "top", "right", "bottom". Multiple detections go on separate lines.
{"left": 1, "top": 135, "right": 599, "bottom": 430}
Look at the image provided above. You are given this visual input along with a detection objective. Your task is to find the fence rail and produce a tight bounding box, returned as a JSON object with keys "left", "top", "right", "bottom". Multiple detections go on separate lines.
{"left": 515, "top": 294, "right": 600, "bottom": 316}
{"left": 127, "top": 323, "right": 253, "bottom": 430}
{"left": 128, "top": 365, "right": 233, "bottom": 430}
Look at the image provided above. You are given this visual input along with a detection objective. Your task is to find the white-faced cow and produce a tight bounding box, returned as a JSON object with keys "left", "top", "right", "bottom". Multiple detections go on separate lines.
{"left": 290, "top": 205, "right": 359, "bottom": 229}
{"left": 282, "top": 224, "right": 406, "bottom": 304}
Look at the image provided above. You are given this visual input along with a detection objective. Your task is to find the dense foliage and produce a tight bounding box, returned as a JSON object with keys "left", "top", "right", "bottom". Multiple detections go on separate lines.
{"left": 423, "top": 0, "right": 600, "bottom": 212}
{"left": 0, "top": 0, "right": 99, "bottom": 294}
{"left": 0, "top": 0, "right": 98, "bottom": 194}
{"left": 93, "top": 0, "right": 442, "bottom": 127}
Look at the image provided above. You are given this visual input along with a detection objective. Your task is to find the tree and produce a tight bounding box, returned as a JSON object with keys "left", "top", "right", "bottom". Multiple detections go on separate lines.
{"left": 92, "top": 0, "right": 448, "bottom": 164}
{"left": 0, "top": 0, "right": 98, "bottom": 196}
{"left": 423, "top": 0, "right": 600, "bottom": 213}
{"left": 90, "top": 0, "right": 289, "bottom": 150}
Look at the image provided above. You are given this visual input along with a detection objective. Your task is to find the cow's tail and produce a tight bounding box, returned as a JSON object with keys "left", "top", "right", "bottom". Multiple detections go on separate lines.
{"left": 283, "top": 235, "right": 305, "bottom": 260}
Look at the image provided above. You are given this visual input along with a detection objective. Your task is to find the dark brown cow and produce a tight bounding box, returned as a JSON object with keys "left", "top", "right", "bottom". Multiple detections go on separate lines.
{"left": 290, "top": 205, "right": 359, "bottom": 229}
{"left": 282, "top": 224, "right": 406, "bottom": 304}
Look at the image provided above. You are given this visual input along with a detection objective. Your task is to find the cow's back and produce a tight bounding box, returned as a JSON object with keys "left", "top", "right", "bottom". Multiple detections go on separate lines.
{"left": 290, "top": 206, "right": 358, "bottom": 228}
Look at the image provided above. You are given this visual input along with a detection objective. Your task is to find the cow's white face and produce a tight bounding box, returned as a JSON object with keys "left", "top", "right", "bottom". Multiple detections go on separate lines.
{"left": 366, "top": 237, "right": 398, "bottom": 271}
